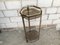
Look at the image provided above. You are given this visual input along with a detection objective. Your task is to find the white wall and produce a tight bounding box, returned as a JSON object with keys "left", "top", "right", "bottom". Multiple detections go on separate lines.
{"left": 0, "top": 0, "right": 60, "bottom": 28}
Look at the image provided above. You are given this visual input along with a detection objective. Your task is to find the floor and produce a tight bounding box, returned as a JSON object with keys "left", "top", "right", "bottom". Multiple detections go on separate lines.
{"left": 0, "top": 25, "right": 60, "bottom": 45}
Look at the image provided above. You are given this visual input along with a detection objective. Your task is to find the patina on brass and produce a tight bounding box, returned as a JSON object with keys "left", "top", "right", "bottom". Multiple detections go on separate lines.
{"left": 20, "top": 5, "right": 42, "bottom": 42}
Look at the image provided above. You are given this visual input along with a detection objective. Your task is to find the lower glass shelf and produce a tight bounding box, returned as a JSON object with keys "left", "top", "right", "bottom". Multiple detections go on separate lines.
{"left": 26, "top": 30, "right": 39, "bottom": 42}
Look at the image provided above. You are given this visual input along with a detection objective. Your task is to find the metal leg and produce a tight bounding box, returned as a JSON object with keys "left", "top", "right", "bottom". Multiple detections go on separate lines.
{"left": 22, "top": 17, "right": 28, "bottom": 42}
{"left": 39, "top": 15, "right": 42, "bottom": 39}
{"left": 28, "top": 18, "right": 31, "bottom": 31}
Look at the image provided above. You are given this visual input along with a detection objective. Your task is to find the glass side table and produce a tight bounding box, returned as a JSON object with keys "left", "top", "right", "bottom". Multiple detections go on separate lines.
{"left": 20, "top": 5, "right": 42, "bottom": 42}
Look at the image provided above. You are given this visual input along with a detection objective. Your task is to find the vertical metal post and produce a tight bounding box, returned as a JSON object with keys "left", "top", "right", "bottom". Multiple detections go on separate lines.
{"left": 27, "top": 6, "right": 29, "bottom": 15}
{"left": 39, "top": 13, "right": 42, "bottom": 39}
{"left": 22, "top": 16, "right": 28, "bottom": 42}
{"left": 27, "top": 6, "right": 31, "bottom": 31}
{"left": 28, "top": 18, "right": 31, "bottom": 31}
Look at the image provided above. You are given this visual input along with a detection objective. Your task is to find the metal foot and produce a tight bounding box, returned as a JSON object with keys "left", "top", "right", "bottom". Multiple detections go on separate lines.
{"left": 0, "top": 30, "right": 2, "bottom": 33}
{"left": 26, "top": 39, "right": 28, "bottom": 42}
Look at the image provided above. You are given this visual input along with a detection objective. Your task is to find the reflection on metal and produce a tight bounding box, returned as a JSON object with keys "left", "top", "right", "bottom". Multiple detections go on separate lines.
{"left": 20, "top": 5, "right": 42, "bottom": 43}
